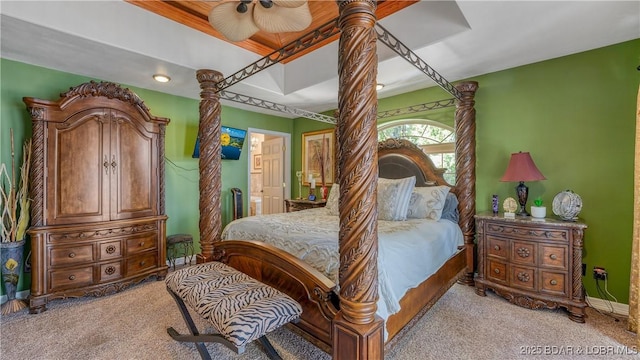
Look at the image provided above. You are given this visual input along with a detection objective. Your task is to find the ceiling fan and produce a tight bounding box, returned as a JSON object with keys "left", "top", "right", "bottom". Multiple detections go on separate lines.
{"left": 209, "top": 0, "right": 312, "bottom": 42}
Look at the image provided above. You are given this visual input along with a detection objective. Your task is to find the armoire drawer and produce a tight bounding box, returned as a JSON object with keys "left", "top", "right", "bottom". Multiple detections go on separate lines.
{"left": 126, "top": 252, "right": 157, "bottom": 276}
{"left": 99, "top": 261, "right": 123, "bottom": 282}
{"left": 126, "top": 234, "right": 157, "bottom": 255}
{"left": 50, "top": 266, "right": 94, "bottom": 290}
{"left": 50, "top": 244, "right": 94, "bottom": 267}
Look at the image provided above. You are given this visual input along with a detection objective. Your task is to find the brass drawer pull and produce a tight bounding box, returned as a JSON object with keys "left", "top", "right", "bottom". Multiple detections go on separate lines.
{"left": 68, "top": 252, "right": 76, "bottom": 258}
{"left": 550, "top": 279, "right": 558, "bottom": 286}
{"left": 139, "top": 242, "right": 145, "bottom": 247}
{"left": 517, "top": 272, "right": 530, "bottom": 282}
{"left": 550, "top": 254, "right": 557, "bottom": 260}
{"left": 494, "top": 245, "right": 500, "bottom": 251}
{"left": 494, "top": 268, "right": 500, "bottom": 274}
{"left": 517, "top": 247, "right": 531, "bottom": 258}
{"left": 106, "top": 245, "right": 116, "bottom": 254}
{"left": 68, "top": 275, "right": 76, "bottom": 280}
{"left": 105, "top": 266, "right": 116, "bottom": 275}
{"left": 140, "top": 261, "right": 146, "bottom": 266}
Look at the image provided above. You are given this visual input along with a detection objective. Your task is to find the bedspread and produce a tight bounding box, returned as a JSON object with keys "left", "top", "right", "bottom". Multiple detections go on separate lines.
{"left": 221, "top": 207, "right": 463, "bottom": 321}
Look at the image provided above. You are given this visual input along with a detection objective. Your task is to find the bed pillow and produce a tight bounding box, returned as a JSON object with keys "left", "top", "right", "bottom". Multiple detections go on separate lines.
{"left": 325, "top": 184, "right": 340, "bottom": 216}
{"left": 440, "top": 192, "right": 459, "bottom": 223}
{"left": 377, "top": 176, "right": 416, "bottom": 221}
{"left": 406, "top": 185, "right": 451, "bottom": 220}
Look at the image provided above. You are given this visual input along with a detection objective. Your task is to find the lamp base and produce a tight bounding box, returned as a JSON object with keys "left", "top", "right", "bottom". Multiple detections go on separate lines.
{"left": 515, "top": 181, "right": 530, "bottom": 217}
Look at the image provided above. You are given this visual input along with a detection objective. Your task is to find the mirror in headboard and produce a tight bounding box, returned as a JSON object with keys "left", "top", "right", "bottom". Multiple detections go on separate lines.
{"left": 378, "top": 138, "right": 451, "bottom": 188}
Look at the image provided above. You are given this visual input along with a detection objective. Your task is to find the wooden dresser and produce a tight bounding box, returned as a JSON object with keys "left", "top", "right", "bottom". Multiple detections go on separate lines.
{"left": 285, "top": 199, "right": 327, "bottom": 212}
{"left": 474, "top": 212, "right": 587, "bottom": 322}
{"left": 24, "top": 81, "right": 169, "bottom": 313}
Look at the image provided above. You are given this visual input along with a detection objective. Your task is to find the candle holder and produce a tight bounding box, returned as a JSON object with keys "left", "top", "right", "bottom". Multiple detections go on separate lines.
{"left": 295, "top": 171, "right": 303, "bottom": 199}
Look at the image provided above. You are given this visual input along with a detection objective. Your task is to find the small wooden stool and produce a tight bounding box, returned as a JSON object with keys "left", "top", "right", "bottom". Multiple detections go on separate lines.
{"left": 166, "top": 234, "right": 194, "bottom": 270}
{"left": 165, "top": 262, "right": 302, "bottom": 360}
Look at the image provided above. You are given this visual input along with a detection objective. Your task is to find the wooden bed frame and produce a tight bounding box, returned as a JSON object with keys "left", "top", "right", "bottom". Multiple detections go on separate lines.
{"left": 193, "top": 2, "right": 478, "bottom": 359}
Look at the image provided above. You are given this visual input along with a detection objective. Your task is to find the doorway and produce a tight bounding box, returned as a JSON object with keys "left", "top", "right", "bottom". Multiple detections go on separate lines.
{"left": 247, "top": 128, "right": 291, "bottom": 216}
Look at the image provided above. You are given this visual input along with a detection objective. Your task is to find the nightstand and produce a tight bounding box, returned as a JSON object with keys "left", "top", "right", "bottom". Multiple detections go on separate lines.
{"left": 285, "top": 199, "right": 327, "bottom": 212}
{"left": 474, "top": 212, "right": 587, "bottom": 322}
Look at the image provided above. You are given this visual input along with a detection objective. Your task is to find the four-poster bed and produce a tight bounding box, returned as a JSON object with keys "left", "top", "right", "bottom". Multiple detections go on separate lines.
{"left": 194, "top": 1, "right": 478, "bottom": 359}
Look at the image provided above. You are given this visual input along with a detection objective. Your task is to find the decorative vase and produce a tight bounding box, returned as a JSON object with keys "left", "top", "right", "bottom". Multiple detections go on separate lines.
{"left": 530, "top": 206, "right": 546, "bottom": 219}
{"left": 1, "top": 239, "right": 28, "bottom": 314}
{"left": 321, "top": 186, "right": 328, "bottom": 200}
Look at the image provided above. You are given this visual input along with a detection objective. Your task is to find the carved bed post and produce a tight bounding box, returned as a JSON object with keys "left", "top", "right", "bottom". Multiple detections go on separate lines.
{"left": 196, "top": 69, "right": 224, "bottom": 263}
{"left": 333, "top": 1, "right": 384, "bottom": 359}
{"left": 454, "top": 81, "right": 478, "bottom": 285}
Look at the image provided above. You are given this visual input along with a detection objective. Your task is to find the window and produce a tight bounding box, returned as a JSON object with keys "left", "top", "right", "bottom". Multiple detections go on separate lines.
{"left": 378, "top": 119, "right": 456, "bottom": 183}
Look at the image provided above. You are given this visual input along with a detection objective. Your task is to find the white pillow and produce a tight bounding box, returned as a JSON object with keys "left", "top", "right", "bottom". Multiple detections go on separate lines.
{"left": 406, "top": 185, "right": 451, "bottom": 220}
{"left": 325, "top": 184, "right": 340, "bottom": 216}
{"left": 377, "top": 177, "right": 416, "bottom": 221}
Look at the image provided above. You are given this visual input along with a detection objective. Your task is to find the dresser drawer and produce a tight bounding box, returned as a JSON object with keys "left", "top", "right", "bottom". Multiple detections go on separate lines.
{"left": 486, "top": 222, "right": 569, "bottom": 243}
{"left": 126, "top": 252, "right": 157, "bottom": 276}
{"left": 541, "top": 245, "right": 567, "bottom": 270}
{"left": 487, "top": 237, "right": 508, "bottom": 259}
{"left": 99, "top": 261, "right": 123, "bottom": 282}
{"left": 50, "top": 266, "right": 94, "bottom": 290}
{"left": 99, "top": 240, "right": 122, "bottom": 260}
{"left": 50, "top": 244, "right": 94, "bottom": 267}
{"left": 487, "top": 260, "right": 508, "bottom": 284}
{"left": 126, "top": 234, "right": 157, "bottom": 255}
{"left": 511, "top": 241, "right": 536, "bottom": 266}
{"left": 511, "top": 265, "right": 536, "bottom": 291}
{"left": 540, "top": 271, "right": 567, "bottom": 296}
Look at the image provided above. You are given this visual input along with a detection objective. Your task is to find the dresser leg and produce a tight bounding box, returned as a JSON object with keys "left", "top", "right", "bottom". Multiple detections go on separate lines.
{"left": 475, "top": 285, "right": 487, "bottom": 296}
{"left": 567, "top": 307, "right": 585, "bottom": 323}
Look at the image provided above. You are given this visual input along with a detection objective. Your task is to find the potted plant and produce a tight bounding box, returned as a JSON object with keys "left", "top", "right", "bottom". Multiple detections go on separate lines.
{"left": 530, "top": 196, "right": 546, "bottom": 219}
{"left": 0, "top": 129, "right": 32, "bottom": 314}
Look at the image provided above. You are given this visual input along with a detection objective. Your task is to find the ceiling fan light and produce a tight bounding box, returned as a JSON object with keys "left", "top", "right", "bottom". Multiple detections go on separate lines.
{"left": 272, "top": 0, "right": 307, "bottom": 8}
{"left": 253, "top": 1, "right": 312, "bottom": 33}
{"left": 209, "top": 2, "right": 259, "bottom": 42}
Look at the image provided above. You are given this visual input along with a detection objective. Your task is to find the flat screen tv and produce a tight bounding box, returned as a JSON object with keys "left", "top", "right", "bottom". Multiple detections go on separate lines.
{"left": 192, "top": 126, "right": 247, "bottom": 160}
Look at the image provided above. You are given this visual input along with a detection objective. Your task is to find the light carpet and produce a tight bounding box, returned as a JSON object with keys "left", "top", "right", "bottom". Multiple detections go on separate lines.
{"left": 0, "top": 278, "right": 635, "bottom": 359}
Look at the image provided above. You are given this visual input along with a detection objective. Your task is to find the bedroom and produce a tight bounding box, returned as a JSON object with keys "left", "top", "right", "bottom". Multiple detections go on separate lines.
{"left": 1, "top": 0, "right": 639, "bottom": 358}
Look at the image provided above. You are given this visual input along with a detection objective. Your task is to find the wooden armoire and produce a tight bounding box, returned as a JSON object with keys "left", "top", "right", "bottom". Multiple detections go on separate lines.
{"left": 24, "top": 81, "right": 169, "bottom": 313}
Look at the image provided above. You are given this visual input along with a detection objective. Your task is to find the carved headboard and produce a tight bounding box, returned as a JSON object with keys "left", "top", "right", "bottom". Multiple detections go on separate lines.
{"left": 378, "top": 138, "right": 452, "bottom": 188}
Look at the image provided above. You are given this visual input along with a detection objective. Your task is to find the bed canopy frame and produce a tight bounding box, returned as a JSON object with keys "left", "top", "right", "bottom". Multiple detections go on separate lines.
{"left": 194, "top": 2, "right": 477, "bottom": 359}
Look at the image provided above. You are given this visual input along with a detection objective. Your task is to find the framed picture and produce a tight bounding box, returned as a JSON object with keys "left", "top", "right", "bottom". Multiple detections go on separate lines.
{"left": 302, "top": 128, "right": 335, "bottom": 186}
{"left": 253, "top": 154, "right": 262, "bottom": 171}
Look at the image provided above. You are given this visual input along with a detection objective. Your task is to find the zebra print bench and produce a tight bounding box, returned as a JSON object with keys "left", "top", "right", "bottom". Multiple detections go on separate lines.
{"left": 165, "top": 262, "right": 302, "bottom": 360}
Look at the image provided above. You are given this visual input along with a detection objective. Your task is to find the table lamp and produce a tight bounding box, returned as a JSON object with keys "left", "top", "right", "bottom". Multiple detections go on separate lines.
{"left": 500, "top": 152, "right": 546, "bottom": 216}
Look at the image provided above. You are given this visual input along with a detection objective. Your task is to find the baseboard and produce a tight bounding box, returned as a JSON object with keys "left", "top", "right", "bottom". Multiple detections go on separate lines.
{"left": 587, "top": 295, "right": 629, "bottom": 316}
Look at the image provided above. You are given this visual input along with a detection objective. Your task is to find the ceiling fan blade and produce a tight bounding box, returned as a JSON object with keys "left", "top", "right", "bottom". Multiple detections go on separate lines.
{"left": 209, "top": 2, "right": 259, "bottom": 42}
{"left": 272, "top": 0, "right": 307, "bottom": 8}
{"left": 253, "top": 1, "right": 312, "bottom": 33}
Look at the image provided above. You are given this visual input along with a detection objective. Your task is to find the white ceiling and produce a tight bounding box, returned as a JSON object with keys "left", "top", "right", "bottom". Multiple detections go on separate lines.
{"left": 1, "top": 1, "right": 638, "bottom": 118}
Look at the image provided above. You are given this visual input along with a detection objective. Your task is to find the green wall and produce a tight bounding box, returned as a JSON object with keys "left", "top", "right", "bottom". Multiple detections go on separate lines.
{"left": 0, "top": 59, "right": 293, "bottom": 294}
{"left": 2, "top": 37, "right": 638, "bottom": 304}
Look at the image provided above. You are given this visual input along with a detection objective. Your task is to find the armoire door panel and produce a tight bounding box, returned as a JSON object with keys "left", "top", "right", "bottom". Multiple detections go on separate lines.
{"left": 110, "top": 112, "right": 157, "bottom": 220}
{"left": 46, "top": 109, "right": 110, "bottom": 225}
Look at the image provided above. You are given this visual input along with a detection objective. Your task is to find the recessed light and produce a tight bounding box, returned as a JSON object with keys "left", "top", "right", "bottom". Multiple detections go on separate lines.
{"left": 153, "top": 74, "right": 171, "bottom": 83}
{"left": 376, "top": 83, "right": 385, "bottom": 91}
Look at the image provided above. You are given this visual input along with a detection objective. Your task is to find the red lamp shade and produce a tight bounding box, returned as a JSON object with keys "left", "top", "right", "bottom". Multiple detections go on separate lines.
{"left": 500, "top": 152, "right": 546, "bottom": 182}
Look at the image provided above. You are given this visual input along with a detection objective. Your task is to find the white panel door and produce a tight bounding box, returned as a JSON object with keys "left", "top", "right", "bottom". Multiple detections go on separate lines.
{"left": 261, "top": 137, "right": 285, "bottom": 214}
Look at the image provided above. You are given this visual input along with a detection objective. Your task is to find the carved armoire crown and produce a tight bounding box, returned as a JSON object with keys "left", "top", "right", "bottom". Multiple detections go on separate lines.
{"left": 24, "top": 81, "right": 169, "bottom": 313}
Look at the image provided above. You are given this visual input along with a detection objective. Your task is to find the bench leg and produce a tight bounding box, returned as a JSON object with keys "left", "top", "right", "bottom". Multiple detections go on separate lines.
{"left": 258, "top": 336, "right": 283, "bottom": 360}
{"left": 166, "top": 287, "right": 218, "bottom": 360}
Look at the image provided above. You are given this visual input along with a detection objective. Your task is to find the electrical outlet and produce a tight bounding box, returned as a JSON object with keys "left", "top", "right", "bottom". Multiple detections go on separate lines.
{"left": 593, "top": 267, "right": 607, "bottom": 280}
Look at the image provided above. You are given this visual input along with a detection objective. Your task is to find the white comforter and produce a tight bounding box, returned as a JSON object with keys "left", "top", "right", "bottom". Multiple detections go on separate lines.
{"left": 221, "top": 207, "right": 463, "bottom": 322}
